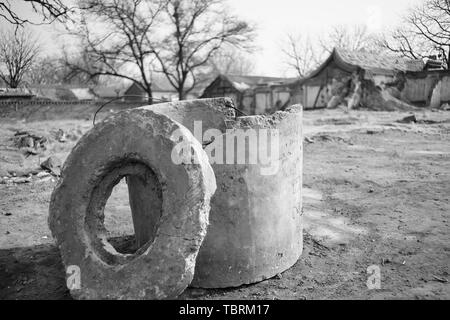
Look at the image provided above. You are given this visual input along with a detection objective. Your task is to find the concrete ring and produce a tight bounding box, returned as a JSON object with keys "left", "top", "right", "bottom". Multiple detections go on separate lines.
{"left": 48, "top": 108, "right": 216, "bottom": 299}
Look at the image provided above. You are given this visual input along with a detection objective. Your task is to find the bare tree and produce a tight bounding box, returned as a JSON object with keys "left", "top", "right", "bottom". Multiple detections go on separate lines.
{"left": 152, "top": 0, "right": 255, "bottom": 100}
{"left": 383, "top": 0, "right": 450, "bottom": 69}
{"left": 381, "top": 28, "right": 429, "bottom": 61}
{"left": 24, "top": 55, "right": 62, "bottom": 85}
{"left": 62, "top": 46, "right": 103, "bottom": 85}
{"left": 208, "top": 47, "right": 255, "bottom": 76}
{"left": 281, "top": 33, "right": 318, "bottom": 78}
{"left": 319, "top": 24, "right": 382, "bottom": 54}
{"left": 66, "top": 0, "right": 166, "bottom": 103}
{"left": 0, "top": 28, "right": 40, "bottom": 88}
{"left": 69, "top": 0, "right": 254, "bottom": 102}
{"left": 24, "top": 50, "right": 100, "bottom": 86}
{"left": 0, "top": 0, "right": 71, "bottom": 25}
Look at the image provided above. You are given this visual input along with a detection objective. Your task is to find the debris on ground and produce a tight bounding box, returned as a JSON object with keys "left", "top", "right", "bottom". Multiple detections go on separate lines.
{"left": 13, "top": 131, "right": 47, "bottom": 156}
{"left": 397, "top": 115, "right": 417, "bottom": 124}
{"left": 441, "top": 103, "right": 450, "bottom": 111}
{"left": 432, "top": 275, "right": 448, "bottom": 283}
{"left": 53, "top": 129, "right": 67, "bottom": 143}
{"left": 10, "top": 167, "right": 41, "bottom": 177}
{"left": 53, "top": 128, "right": 82, "bottom": 143}
{"left": 40, "top": 156, "right": 62, "bottom": 176}
{"left": 306, "top": 134, "right": 353, "bottom": 145}
{"left": 304, "top": 137, "right": 314, "bottom": 144}
{"left": 6, "top": 176, "right": 32, "bottom": 184}
{"left": 0, "top": 127, "right": 67, "bottom": 185}
{"left": 36, "top": 171, "right": 51, "bottom": 178}
{"left": 0, "top": 159, "right": 58, "bottom": 184}
{"left": 0, "top": 171, "right": 56, "bottom": 185}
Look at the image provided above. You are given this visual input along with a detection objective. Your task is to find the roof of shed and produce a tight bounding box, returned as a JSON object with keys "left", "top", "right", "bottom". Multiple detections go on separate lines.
{"left": 306, "top": 48, "right": 424, "bottom": 80}
{"left": 205, "top": 74, "right": 294, "bottom": 94}
{"left": 70, "top": 88, "right": 95, "bottom": 100}
{"left": 338, "top": 49, "right": 424, "bottom": 73}
{"left": 124, "top": 78, "right": 178, "bottom": 94}
{"left": 0, "top": 88, "right": 35, "bottom": 97}
{"left": 92, "top": 86, "right": 126, "bottom": 98}
{"left": 30, "top": 86, "right": 78, "bottom": 100}
{"left": 230, "top": 75, "right": 295, "bottom": 91}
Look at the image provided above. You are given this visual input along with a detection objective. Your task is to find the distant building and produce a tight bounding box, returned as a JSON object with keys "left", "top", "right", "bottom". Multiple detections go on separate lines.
{"left": 424, "top": 58, "right": 444, "bottom": 70}
{"left": 201, "top": 75, "right": 294, "bottom": 115}
{"left": 0, "top": 88, "right": 35, "bottom": 100}
{"left": 123, "top": 83, "right": 148, "bottom": 102}
{"left": 0, "top": 85, "right": 96, "bottom": 101}
{"left": 403, "top": 69, "right": 450, "bottom": 108}
{"left": 293, "top": 48, "right": 425, "bottom": 109}
{"left": 92, "top": 86, "right": 125, "bottom": 101}
{"left": 253, "top": 81, "right": 293, "bottom": 114}
{"left": 26, "top": 85, "right": 97, "bottom": 101}
{"left": 123, "top": 82, "right": 178, "bottom": 103}
{"left": 123, "top": 78, "right": 202, "bottom": 103}
{"left": 150, "top": 78, "right": 179, "bottom": 102}
{"left": 69, "top": 88, "right": 96, "bottom": 101}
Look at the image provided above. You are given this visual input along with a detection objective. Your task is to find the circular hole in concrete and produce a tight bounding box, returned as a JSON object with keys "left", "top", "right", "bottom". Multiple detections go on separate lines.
{"left": 104, "top": 177, "right": 136, "bottom": 254}
{"left": 86, "top": 162, "right": 163, "bottom": 265}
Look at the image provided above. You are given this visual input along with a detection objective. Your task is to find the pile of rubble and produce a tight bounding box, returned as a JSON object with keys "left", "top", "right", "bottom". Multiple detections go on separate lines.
{"left": 325, "top": 71, "right": 419, "bottom": 111}
{"left": 0, "top": 129, "right": 69, "bottom": 185}
{"left": 0, "top": 155, "right": 61, "bottom": 185}
{"left": 13, "top": 131, "right": 48, "bottom": 156}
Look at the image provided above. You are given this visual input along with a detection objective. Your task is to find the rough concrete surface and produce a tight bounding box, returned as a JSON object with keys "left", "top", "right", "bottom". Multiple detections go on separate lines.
{"left": 139, "top": 99, "right": 303, "bottom": 288}
{"left": 48, "top": 109, "right": 216, "bottom": 299}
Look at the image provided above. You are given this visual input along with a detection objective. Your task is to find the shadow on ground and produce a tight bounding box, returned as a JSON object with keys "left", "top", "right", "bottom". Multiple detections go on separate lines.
{"left": 0, "top": 236, "right": 253, "bottom": 300}
{"left": 0, "top": 243, "right": 70, "bottom": 300}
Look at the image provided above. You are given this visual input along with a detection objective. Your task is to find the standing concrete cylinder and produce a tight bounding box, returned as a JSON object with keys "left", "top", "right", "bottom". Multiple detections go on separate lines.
{"left": 130, "top": 98, "right": 303, "bottom": 288}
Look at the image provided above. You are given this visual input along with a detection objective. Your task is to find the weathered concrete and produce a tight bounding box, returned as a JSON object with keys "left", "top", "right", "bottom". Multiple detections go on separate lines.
{"left": 133, "top": 98, "right": 303, "bottom": 288}
{"left": 48, "top": 109, "right": 216, "bottom": 299}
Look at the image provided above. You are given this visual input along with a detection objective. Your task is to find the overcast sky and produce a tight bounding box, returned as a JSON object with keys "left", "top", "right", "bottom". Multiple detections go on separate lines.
{"left": 1, "top": 0, "right": 421, "bottom": 77}
{"left": 229, "top": 0, "right": 422, "bottom": 76}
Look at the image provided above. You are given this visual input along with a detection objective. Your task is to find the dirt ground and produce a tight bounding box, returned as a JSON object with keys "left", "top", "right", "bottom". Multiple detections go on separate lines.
{"left": 0, "top": 108, "right": 449, "bottom": 300}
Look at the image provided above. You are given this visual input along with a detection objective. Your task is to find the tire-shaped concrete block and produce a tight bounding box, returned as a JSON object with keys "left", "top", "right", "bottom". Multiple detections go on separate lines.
{"left": 48, "top": 109, "right": 216, "bottom": 299}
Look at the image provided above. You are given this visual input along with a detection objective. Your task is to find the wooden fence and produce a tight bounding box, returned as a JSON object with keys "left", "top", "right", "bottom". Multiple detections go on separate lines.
{"left": 404, "top": 70, "right": 450, "bottom": 107}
